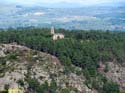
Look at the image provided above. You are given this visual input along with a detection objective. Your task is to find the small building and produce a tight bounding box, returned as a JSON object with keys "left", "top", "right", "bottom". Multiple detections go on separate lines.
{"left": 51, "top": 27, "right": 65, "bottom": 40}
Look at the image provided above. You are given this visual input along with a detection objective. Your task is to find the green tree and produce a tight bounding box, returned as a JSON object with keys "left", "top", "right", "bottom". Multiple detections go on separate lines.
{"left": 103, "top": 82, "right": 119, "bottom": 93}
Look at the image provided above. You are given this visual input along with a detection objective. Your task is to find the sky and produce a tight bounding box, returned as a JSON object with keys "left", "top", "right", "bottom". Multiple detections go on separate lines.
{"left": 1, "top": 0, "right": 125, "bottom": 6}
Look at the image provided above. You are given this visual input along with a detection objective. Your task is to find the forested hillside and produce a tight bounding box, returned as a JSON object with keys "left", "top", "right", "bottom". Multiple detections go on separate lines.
{"left": 0, "top": 28, "right": 125, "bottom": 93}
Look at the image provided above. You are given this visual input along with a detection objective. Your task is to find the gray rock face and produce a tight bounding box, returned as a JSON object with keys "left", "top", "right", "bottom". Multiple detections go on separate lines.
{"left": 0, "top": 49, "right": 6, "bottom": 57}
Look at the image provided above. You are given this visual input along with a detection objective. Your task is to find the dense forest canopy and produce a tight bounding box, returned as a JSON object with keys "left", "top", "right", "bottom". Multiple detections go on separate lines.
{"left": 0, "top": 28, "right": 125, "bottom": 93}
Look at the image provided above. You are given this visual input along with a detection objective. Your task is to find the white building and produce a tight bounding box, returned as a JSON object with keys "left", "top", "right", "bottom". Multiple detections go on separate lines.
{"left": 51, "top": 27, "right": 65, "bottom": 40}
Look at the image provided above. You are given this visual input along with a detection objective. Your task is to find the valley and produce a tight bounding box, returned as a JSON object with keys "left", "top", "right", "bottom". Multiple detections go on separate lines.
{"left": 0, "top": 4, "right": 125, "bottom": 31}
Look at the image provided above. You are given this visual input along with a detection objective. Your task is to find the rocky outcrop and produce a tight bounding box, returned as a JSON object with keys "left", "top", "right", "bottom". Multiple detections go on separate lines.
{"left": 98, "top": 61, "right": 125, "bottom": 92}
{"left": 0, "top": 45, "right": 6, "bottom": 57}
{"left": 0, "top": 43, "right": 95, "bottom": 93}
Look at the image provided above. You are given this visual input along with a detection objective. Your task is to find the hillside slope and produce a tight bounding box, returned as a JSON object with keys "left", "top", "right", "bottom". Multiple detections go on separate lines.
{"left": 0, "top": 28, "right": 125, "bottom": 93}
{"left": 0, "top": 43, "right": 96, "bottom": 93}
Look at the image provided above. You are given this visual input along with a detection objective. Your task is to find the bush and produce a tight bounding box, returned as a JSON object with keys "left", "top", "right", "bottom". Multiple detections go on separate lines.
{"left": 103, "top": 81, "right": 119, "bottom": 93}
{"left": 7, "top": 53, "right": 17, "bottom": 60}
{"left": 61, "top": 88, "right": 70, "bottom": 93}
{"left": 27, "top": 78, "right": 40, "bottom": 91}
{"left": 36, "top": 81, "right": 49, "bottom": 93}
{"left": 17, "top": 79, "right": 24, "bottom": 87}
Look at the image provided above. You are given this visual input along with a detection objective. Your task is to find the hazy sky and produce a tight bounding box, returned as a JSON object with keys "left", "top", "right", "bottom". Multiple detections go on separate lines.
{"left": 2, "top": 0, "right": 124, "bottom": 6}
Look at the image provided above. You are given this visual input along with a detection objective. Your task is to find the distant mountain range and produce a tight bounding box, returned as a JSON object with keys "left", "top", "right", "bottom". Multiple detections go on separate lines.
{"left": 0, "top": 2, "right": 125, "bottom": 31}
